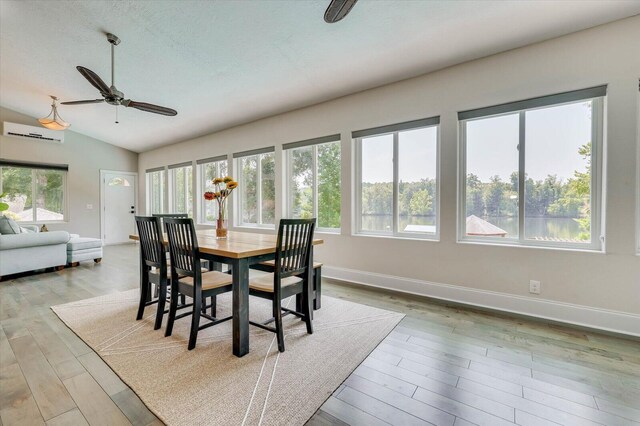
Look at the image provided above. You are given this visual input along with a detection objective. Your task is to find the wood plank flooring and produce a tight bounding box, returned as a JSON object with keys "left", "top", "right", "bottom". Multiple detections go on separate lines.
{"left": 1, "top": 244, "right": 638, "bottom": 425}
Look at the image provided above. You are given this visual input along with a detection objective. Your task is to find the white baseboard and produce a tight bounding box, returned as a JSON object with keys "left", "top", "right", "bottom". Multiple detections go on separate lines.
{"left": 323, "top": 266, "right": 640, "bottom": 338}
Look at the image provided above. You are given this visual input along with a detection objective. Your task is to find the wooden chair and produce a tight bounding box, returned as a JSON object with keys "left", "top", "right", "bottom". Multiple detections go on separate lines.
{"left": 135, "top": 216, "right": 180, "bottom": 330}
{"left": 152, "top": 213, "right": 188, "bottom": 230}
{"left": 250, "top": 260, "right": 323, "bottom": 312}
{"left": 163, "top": 217, "right": 233, "bottom": 350}
{"left": 152, "top": 213, "right": 220, "bottom": 276}
{"left": 249, "top": 218, "right": 316, "bottom": 352}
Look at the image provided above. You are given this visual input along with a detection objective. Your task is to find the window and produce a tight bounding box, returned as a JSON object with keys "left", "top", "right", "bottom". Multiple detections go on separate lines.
{"left": 168, "top": 162, "right": 193, "bottom": 217}
{"left": 146, "top": 168, "right": 165, "bottom": 214}
{"left": 459, "top": 86, "right": 605, "bottom": 250}
{"left": 637, "top": 80, "right": 640, "bottom": 254}
{"left": 0, "top": 161, "right": 67, "bottom": 222}
{"left": 285, "top": 135, "right": 341, "bottom": 231}
{"left": 197, "top": 156, "right": 228, "bottom": 224}
{"left": 234, "top": 148, "right": 275, "bottom": 227}
{"left": 354, "top": 117, "right": 440, "bottom": 238}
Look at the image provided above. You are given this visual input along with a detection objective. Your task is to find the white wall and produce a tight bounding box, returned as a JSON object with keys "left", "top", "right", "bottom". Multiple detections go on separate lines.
{"left": 139, "top": 17, "right": 640, "bottom": 332}
{"left": 0, "top": 107, "right": 138, "bottom": 238}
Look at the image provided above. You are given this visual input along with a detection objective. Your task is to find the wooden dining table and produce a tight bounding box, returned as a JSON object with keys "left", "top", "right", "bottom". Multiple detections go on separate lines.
{"left": 129, "top": 229, "right": 323, "bottom": 357}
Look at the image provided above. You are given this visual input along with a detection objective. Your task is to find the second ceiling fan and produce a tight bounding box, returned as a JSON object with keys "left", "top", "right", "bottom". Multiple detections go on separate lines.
{"left": 62, "top": 33, "right": 177, "bottom": 116}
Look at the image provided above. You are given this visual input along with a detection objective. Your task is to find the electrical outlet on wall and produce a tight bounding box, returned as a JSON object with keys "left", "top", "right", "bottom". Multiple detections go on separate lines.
{"left": 529, "top": 280, "right": 541, "bottom": 294}
{"left": 86, "top": 204, "right": 93, "bottom": 210}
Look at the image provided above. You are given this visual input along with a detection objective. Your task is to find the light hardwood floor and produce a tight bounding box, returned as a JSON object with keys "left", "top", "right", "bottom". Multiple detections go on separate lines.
{"left": 1, "top": 244, "right": 638, "bottom": 425}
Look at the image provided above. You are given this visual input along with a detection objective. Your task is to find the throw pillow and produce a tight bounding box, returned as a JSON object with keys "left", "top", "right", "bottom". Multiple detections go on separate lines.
{"left": 20, "top": 226, "right": 35, "bottom": 233}
{"left": 0, "top": 216, "right": 21, "bottom": 234}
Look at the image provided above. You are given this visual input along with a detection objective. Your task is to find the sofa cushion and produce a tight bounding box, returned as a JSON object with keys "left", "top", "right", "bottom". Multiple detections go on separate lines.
{"left": 67, "top": 237, "right": 102, "bottom": 251}
{"left": 0, "top": 230, "right": 70, "bottom": 250}
{"left": 0, "top": 216, "right": 21, "bottom": 234}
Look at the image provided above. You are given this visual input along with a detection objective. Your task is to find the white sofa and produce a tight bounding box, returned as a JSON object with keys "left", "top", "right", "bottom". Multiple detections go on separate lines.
{"left": 0, "top": 225, "right": 70, "bottom": 278}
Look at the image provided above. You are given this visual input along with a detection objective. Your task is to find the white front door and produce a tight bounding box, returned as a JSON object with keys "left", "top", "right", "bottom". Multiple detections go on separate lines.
{"left": 102, "top": 171, "right": 137, "bottom": 245}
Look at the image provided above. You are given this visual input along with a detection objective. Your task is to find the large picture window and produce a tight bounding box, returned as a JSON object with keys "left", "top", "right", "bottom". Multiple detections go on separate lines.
{"left": 197, "top": 156, "right": 228, "bottom": 224}
{"left": 459, "top": 86, "right": 605, "bottom": 249}
{"left": 354, "top": 117, "right": 440, "bottom": 238}
{"left": 168, "top": 162, "right": 193, "bottom": 217}
{"left": 234, "top": 148, "right": 275, "bottom": 227}
{"left": 146, "top": 167, "right": 165, "bottom": 214}
{"left": 0, "top": 160, "right": 67, "bottom": 222}
{"left": 285, "top": 135, "right": 341, "bottom": 231}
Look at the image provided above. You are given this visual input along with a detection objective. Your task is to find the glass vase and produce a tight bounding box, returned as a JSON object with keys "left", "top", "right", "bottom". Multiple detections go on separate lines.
{"left": 216, "top": 207, "right": 228, "bottom": 239}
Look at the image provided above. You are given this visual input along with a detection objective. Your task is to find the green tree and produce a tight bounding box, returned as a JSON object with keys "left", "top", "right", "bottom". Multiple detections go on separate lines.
{"left": 408, "top": 189, "right": 432, "bottom": 216}
{"left": 466, "top": 173, "right": 484, "bottom": 216}
{"left": 484, "top": 175, "right": 505, "bottom": 217}
{"left": 261, "top": 153, "right": 276, "bottom": 224}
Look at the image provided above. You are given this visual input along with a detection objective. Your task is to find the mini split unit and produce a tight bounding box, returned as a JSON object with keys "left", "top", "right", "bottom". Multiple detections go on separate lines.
{"left": 2, "top": 122, "right": 64, "bottom": 143}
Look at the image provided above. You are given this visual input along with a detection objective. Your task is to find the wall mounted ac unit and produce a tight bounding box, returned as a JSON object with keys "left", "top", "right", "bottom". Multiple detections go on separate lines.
{"left": 2, "top": 122, "right": 64, "bottom": 143}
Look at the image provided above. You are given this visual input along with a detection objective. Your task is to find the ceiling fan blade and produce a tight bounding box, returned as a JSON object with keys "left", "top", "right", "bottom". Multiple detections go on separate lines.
{"left": 76, "top": 66, "right": 110, "bottom": 95}
{"left": 61, "top": 99, "right": 105, "bottom": 105}
{"left": 122, "top": 100, "right": 177, "bottom": 116}
{"left": 324, "top": 0, "right": 358, "bottom": 23}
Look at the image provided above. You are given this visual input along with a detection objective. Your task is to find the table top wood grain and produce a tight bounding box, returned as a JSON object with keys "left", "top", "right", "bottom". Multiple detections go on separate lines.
{"left": 129, "top": 230, "right": 324, "bottom": 259}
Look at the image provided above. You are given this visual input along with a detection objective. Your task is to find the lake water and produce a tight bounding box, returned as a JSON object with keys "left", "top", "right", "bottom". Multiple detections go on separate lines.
{"left": 361, "top": 215, "right": 585, "bottom": 241}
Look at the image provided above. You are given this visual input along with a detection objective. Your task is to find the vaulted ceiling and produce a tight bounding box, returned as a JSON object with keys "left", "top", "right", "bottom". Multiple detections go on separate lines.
{"left": 1, "top": 1, "right": 639, "bottom": 152}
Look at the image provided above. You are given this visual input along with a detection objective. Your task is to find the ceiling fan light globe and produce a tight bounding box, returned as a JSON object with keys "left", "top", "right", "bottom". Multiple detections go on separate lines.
{"left": 38, "top": 117, "right": 70, "bottom": 130}
{"left": 38, "top": 100, "right": 70, "bottom": 130}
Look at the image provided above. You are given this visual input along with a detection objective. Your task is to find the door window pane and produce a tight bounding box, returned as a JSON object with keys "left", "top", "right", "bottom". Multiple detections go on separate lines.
{"left": 524, "top": 101, "right": 592, "bottom": 243}
{"left": 360, "top": 134, "right": 393, "bottom": 232}
{"left": 465, "top": 114, "right": 519, "bottom": 239}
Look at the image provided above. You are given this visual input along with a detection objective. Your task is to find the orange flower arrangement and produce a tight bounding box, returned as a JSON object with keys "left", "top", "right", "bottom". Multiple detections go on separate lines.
{"left": 203, "top": 176, "right": 238, "bottom": 238}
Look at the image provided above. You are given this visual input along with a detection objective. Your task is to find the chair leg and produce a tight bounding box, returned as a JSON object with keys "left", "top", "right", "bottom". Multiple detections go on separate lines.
{"left": 303, "top": 281, "right": 314, "bottom": 335}
{"left": 165, "top": 285, "right": 179, "bottom": 337}
{"left": 313, "top": 267, "right": 322, "bottom": 310}
{"left": 210, "top": 296, "right": 217, "bottom": 317}
{"left": 188, "top": 293, "right": 202, "bottom": 350}
{"left": 274, "top": 298, "right": 285, "bottom": 352}
{"left": 137, "top": 274, "right": 149, "bottom": 321}
{"left": 295, "top": 294, "right": 303, "bottom": 320}
{"left": 154, "top": 280, "right": 167, "bottom": 330}
{"left": 180, "top": 294, "right": 186, "bottom": 306}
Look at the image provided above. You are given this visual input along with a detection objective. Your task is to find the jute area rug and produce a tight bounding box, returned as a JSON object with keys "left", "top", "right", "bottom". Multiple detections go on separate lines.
{"left": 52, "top": 289, "right": 403, "bottom": 426}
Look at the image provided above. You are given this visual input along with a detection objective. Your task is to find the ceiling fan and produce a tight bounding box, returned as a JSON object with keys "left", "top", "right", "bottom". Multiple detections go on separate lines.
{"left": 62, "top": 33, "right": 177, "bottom": 117}
{"left": 324, "top": 0, "right": 358, "bottom": 23}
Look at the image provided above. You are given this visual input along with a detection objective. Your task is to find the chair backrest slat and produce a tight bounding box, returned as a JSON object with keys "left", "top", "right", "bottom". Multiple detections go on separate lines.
{"left": 135, "top": 216, "right": 165, "bottom": 268}
{"left": 153, "top": 213, "right": 188, "bottom": 231}
{"left": 164, "top": 217, "right": 200, "bottom": 279}
{"left": 275, "top": 219, "right": 316, "bottom": 280}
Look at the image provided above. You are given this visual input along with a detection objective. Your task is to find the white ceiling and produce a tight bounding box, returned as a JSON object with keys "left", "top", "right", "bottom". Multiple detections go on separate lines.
{"left": 1, "top": 1, "right": 639, "bottom": 153}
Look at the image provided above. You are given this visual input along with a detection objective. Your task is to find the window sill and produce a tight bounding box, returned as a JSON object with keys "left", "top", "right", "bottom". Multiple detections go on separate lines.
{"left": 232, "top": 225, "right": 276, "bottom": 234}
{"left": 316, "top": 229, "right": 341, "bottom": 235}
{"left": 456, "top": 238, "right": 604, "bottom": 254}
{"left": 16, "top": 220, "right": 69, "bottom": 225}
{"left": 353, "top": 232, "right": 439, "bottom": 242}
